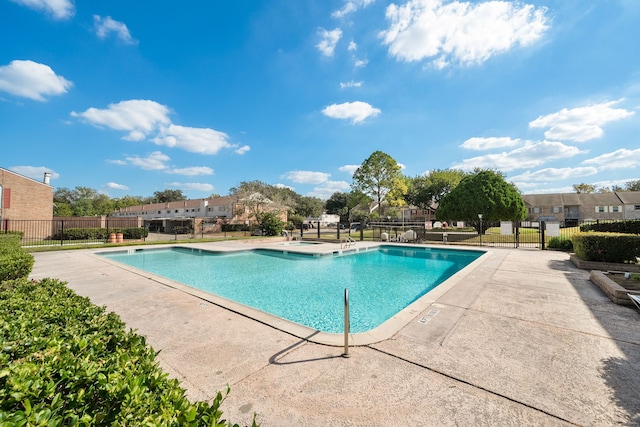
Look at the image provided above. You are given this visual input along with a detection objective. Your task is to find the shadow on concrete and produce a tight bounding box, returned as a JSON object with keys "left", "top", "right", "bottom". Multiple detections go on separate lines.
{"left": 268, "top": 331, "right": 346, "bottom": 366}
{"left": 550, "top": 257, "right": 640, "bottom": 424}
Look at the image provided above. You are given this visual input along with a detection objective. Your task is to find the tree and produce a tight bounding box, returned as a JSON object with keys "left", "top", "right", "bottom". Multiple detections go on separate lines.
{"left": 572, "top": 183, "right": 597, "bottom": 194}
{"left": 625, "top": 179, "right": 640, "bottom": 192}
{"left": 153, "top": 189, "right": 186, "bottom": 203}
{"left": 259, "top": 211, "right": 285, "bottom": 236}
{"left": 437, "top": 170, "right": 526, "bottom": 225}
{"left": 351, "top": 151, "right": 405, "bottom": 217}
{"left": 294, "top": 196, "right": 323, "bottom": 218}
{"left": 406, "top": 169, "right": 466, "bottom": 209}
{"left": 325, "top": 191, "right": 368, "bottom": 224}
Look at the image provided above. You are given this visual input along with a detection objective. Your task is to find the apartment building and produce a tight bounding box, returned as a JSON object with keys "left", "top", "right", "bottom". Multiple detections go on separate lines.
{"left": 522, "top": 191, "right": 640, "bottom": 224}
{"left": 109, "top": 195, "right": 286, "bottom": 233}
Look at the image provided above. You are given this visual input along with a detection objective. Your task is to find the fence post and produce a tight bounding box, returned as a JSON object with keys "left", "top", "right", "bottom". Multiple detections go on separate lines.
{"left": 540, "top": 221, "right": 546, "bottom": 250}
{"left": 60, "top": 220, "right": 64, "bottom": 246}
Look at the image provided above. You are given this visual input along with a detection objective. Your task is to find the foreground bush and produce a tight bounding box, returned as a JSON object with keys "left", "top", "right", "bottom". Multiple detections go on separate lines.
{"left": 572, "top": 232, "right": 640, "bottom": 263}
{"left": 0, "top": 278, "right": 252, "bottom": 426}
{"left": 0, "top": 235, "right": 34, "bottom": 281}
{"left": 547, "top": 236, "right": 574, "bottom": 251}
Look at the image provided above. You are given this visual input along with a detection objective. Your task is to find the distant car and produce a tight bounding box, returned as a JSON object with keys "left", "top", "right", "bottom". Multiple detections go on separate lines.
{"left": 350, "top": 222, "right": 367, "bottom": 231}
{"left": 251, "top": 228, "right": 263, "bottom": 236}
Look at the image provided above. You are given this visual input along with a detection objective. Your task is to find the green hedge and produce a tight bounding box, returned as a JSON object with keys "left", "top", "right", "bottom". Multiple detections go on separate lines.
{"left": 0, "top": 235, "right": 34, "bottom": 281}
{"left": 580, "top": 219, "right": 640, "bottom": 234}
{"left": 0, "top": 230, "right": 24, "bottom": 239}
{"left": 572, "top": 232, "right": 640, "bottom": 263}
{"left": 0, "top": 278, "right": 252, "bottom": 426}
{"left": 54, "top": 227, "right": 149, "bottom": 241}
{"left": 547, "top": 236, "right": 574, "bottom": 251}
{"left": 221, "top": 224, "right": 250, "bottom": 232}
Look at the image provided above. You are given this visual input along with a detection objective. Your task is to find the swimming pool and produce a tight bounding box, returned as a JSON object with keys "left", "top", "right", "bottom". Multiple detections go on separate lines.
{"left": 99, "top": 245, "right": 483, "bottom": 334}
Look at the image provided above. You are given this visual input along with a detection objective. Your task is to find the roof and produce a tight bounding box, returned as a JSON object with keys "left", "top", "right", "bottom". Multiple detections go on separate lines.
{"left": 522, "top": 191, "right": 640, "bottom": 206}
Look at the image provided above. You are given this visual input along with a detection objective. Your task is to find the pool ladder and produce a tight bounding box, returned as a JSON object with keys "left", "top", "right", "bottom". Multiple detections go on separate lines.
{"left": 341, "top": 236, "right": 356, "bottom": 249}
{"left": 343, "top": 288, "right": 350, "bottom": 358}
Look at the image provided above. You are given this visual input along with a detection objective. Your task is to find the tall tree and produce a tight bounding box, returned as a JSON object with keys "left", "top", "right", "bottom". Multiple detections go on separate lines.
{"left": 437, "top": 170, "right": 526, "bottom": 225}
{"left": 325, "top": 191, "right": 367, "bottom": 224}
{"left": 406, "top": 169, "right": 467, "bottom": 209}
{"left": 153, "top": 189, "right": 187, "bottom": 203}
{"left": 625, "top": 179, "right": 640, "bottom": 192}
{"left": 351, "top": 151, "right": 404, "bottom": 217}
{"left": 572, "top": 183, "right": 597, "bottom": 194}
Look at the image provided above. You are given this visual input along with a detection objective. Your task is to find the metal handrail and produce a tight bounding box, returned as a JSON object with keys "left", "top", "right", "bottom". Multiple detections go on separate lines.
{"left": 343, "top": 288, "right": 350, "bottom": 357}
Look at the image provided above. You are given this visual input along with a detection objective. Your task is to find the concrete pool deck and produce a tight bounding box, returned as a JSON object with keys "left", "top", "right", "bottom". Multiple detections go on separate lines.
{"left": 30, "top": 241, "right": 640, "bottom": 426}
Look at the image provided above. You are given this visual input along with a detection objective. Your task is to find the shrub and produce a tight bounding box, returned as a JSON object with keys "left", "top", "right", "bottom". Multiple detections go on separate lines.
{"left": 572, "top": 232, "right": 640, "bottom": 263}
{"left": 0, "top": 235, "right": 34, "bottom": 281}
{"left": 547, "top": 236, "right": 574, "bottom": 251}
{"left": 0, "top": 230, "right": 24, "bottom": 239}
{"left": 580, "top": 219, "right": 640, "bottom": 234}
{"left": 54, "top": 227, "right": 149, "bottom": 241}
{"left": 221, "top": 224, "right": 250, "bottom": 232}
{"left": 0, "top": 278, "right": 253, "bottom": 426}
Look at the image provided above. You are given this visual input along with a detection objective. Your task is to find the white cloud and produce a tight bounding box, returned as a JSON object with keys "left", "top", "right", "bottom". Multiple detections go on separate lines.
{"left": 340, "top": 80, "right": 363, "bottom": 89}
{"left": 339, "top": 164, "right": 360, "bottom": 174}
{"left": 582, "top": 148, "right": 640, "bottom": 170}
{"left": 509, "top": 167, "right": 598, "bottom": 182}
{"left": 0, "top": 60, "right": 72, "bottom": 101}
{"left": 332, "top": 0, "right": 375, "bottom": 19}
{"left": 166, "top": 182, "right": 215, "bottom": 192}
{"left": 168, "top": 166, "right": 214, "bottom": 176}
{"left": 348, "top": 41, "right": 358, "bottom": 51}
{"left": 93, "top": 15, "right": 137, "bottom": 45}
{"left": 9, "top": 165, "right": 59, "bottom": 181}
{"left": 452, "top": 140, "right": 584, "bottom": 171}
{"left": 113, "top": 151, "right": 170, "bottom": 171}
{"left": 105, "top": 182, "right": 129, "bottom": 190}
{"left": 322, "top": 101, "right": 381, "bottom": 124}
{"left": 316, "top": 28, "right": 342, "bottom": 57}
{"left": 354, "top": 58, "right": 369, "bottom": 68}
{"left": 461, "top": 136, "right": 520, "bottom": 150}
{"left": 274, "top": 183, "right": 295, "bottom": 191}
{"left": 72, "top": 99, "right": 171, "bottom": 140}
{"left": 10, "top": 0, "right": 74, "bottom": 19}
{"left": 308, "top": 181, "right": 352, "bottom": 199}
{"left": 151, "top": 124, "right": 232, "bottom": 154}
{"left": 380, "top": 0, "right": 549, "bottom": 68}
{"left": 529, "top": 100, "right": 635, "bottom": 142}
{"left": 281, "top": 170, "right": 330, "bottom": 184}
{"left": 235, "top": 145, "right": 251, "bottom": 155}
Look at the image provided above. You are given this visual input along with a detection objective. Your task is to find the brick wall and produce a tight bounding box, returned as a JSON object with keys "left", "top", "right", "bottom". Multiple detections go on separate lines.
{"left": 0, "top": 168, "right": 53, "bottom": 221}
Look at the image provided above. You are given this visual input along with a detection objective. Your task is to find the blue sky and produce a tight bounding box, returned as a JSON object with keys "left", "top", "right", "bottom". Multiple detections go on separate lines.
{"left": 1, "top": 0, "right": 639, "bottom": 200}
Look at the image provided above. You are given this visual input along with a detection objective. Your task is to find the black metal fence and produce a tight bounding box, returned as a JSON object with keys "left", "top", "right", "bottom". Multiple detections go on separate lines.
{"left": 1, "top": 219, "right": 146, "bottom": 247}
{"left": 304, "top": 219, "right": 623, "bottom": 249}
{"left": 2, "top": 217, "right": 626, "bottom": 249}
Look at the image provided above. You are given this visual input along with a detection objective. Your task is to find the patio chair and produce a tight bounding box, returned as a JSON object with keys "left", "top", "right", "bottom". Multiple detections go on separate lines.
{"left": 628, "top": 293, "right": 640, "bottom": 311}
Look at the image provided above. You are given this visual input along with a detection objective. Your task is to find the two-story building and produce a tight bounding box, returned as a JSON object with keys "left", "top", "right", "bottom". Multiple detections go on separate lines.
{"left": 522, "top": 191, "right": 640, "bottom": 225}
{"left": 109, "top": 195, "right": 287, "bottom": 233}
{"left": 1, "top": 168, "right": 53, "bottom": 235}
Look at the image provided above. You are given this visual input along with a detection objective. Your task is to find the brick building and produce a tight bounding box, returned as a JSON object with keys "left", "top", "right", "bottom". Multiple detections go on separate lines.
{"left": 522, "top": 191, "right": 640, "bottom": 225}
{"left": 0, "top": 168, "right": 54, "bottom": 228}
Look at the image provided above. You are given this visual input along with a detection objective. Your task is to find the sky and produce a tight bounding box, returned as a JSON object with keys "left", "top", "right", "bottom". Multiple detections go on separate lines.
{"left": 1, "top": 0, "right": 639, "bottom": 201}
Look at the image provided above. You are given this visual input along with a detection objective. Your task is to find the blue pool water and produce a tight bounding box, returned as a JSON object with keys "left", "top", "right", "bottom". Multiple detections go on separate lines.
{"left": 99, "top": 246, "right": 482, "bottom": 333}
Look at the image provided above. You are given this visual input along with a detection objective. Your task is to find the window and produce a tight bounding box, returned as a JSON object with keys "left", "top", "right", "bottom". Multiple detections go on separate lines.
{"left": 635, "top": 205, "right": 640, "bottom": 211}
{"left": 551, "top": 206, "right": 562, "bottom": 213}
{"left": 157, "top": 211, "right": 161, "bottom": 214}
{"left": 610, "top": 206, "right": 620, "bottom": 213}
{"left": 596, "top": 206, "right": 606, "bottom": 213}
{"left": 529, "top": 207, "right": 542, "bottom": 214}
